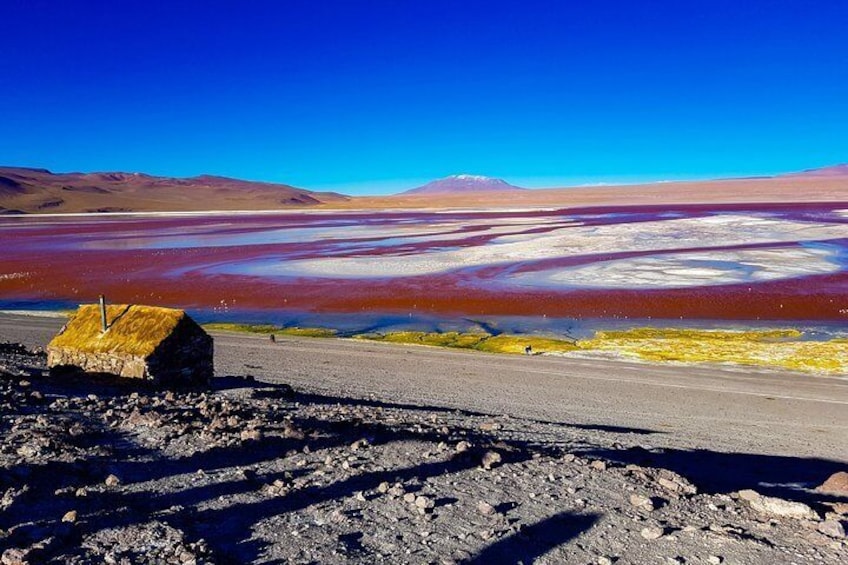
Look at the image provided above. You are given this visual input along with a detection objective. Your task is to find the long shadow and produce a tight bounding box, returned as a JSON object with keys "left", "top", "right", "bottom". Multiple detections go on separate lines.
{"left": 466, "top": 511, "right": 600, "bottom": 565}
{"left": 291, "top": 390, "right": 662, "bottom": 436}
{"left": 580, "top": 445, "right": 848, "bottom": 508}
{"left": 214, "top": 375, "right": 663, "bottom": 436}
{"left": 2, "top": 374, "right": 550, "bottom": 562}
{"left": 1, "top": 373, "right": 657, "bottom": 562}
{"left": 170, "top": 443, "right": 538, "bottom": 562}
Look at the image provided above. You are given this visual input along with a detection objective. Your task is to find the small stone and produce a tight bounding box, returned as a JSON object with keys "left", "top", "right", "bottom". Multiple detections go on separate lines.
{"left": 818, "top": 472, "right": 848, "bottom": 495}
{"left": 657, "top": 477, "right": 679, "bottom": 492}
{"left": 350, "top": 438, "right": 369, "bottom": 452}
{"left": 62, "top": 510, "right": 78, "bottom": 523}
{"left": 354, "top": 491, "right": 367, "bottom": 502}
{"left": 403, "top": 493, "right": 416, "bottom": 503}
{"left": 479, "top": 421, "right": 501, "bottom": 432}
{"left": 739, "top": 489, "right": 819, "bottom": 520}
{"left": 597, "top": 557, "right": 613, "bottom": 565}
{"left": 240, "top": 429, "right": 263, "bottom": 442}
{"left": 590, "top": 460, "right": 607, "bottom": 471}
{"left": 2, "top": 548, "right": 29, "bottom": 565}
{"left": 282, "top": 422, "right": 305, "bottom": 440}
{"left": 477, "top": 501, "right": 497, "bottom": 516}
{"left": 15, "top": 444, "right": 39, "bottom": 458}
{"left": 818, "top": 520, "right": 846, "bottom": 539}
{"left": 640, "top": 526, "right": 664, "bottom": 540}
{"left": 629, "top": 494, "right": 654, "bottom": 511}
{"left": 708, "top": 556, "right": 723, "bottom": 565}
{"left": 481, "top": 450, "right": 502, "bottom": 470}
{"left": 415, "top": 495, "right": 435, "bottom": 510}
{"left": 104, "top": 474, "right": 121, "bottom": 487}
{"left": 377, "top": 481, "right": 390, "bottom": 494}
{"left": 737, "top": 489, "right": 760, "bottom": 502}
{"left": 455, "top": 441, "right": 471, "bottom": 453}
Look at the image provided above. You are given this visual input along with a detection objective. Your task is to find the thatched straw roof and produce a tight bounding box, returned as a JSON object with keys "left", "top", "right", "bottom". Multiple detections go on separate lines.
{"left": 49, "top": 304, "right": 187, "bottom": 357}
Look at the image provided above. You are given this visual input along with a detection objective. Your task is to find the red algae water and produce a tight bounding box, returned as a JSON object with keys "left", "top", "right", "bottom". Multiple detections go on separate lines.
{"left": 1, "top": 204, "right": 847, "bottom": 331}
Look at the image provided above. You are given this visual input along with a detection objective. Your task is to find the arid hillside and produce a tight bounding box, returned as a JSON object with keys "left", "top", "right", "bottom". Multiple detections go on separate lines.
{"left": 0, "top": 167, "right": 349, "bottom": 214}
{"left": 2, "top": 165, "right": 847, "bottom": 214}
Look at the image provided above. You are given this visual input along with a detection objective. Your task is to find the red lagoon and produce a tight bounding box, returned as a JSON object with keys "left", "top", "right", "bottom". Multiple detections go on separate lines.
{"left": 1, "top": 203, "right": 846, "bottom": 323}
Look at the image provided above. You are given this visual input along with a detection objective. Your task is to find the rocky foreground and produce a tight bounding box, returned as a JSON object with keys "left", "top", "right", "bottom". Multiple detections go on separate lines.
{"left": 0, "top": 343, "right": 846, "bottom": 564}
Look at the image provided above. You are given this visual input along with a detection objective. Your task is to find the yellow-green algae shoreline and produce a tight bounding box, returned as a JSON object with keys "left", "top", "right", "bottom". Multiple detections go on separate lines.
{"left": 203, "top": 323, "right": 847, "bottom": 376}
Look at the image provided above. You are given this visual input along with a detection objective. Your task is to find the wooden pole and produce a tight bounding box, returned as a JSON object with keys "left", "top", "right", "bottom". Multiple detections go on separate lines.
{"left": 99, "top": 294, "right": 108, "bottom": 332}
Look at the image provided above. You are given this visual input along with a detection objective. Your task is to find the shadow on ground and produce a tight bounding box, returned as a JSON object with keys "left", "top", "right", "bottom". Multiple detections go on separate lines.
{"left": 467, "top": 511, "right": 600, "bottom": 565}
{"left": 580, "top": 445, "right": 848, "bottom": 510}
{"left": 2, "top": 373, "right": 845, "bottom": 563}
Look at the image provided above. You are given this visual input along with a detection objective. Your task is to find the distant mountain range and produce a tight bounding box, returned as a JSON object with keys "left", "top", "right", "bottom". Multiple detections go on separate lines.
{"left": 400, "top": 174, "right": 525, "bottom": 195}
{"left": 782, "top": 164, "right": 848, "bottom": 177}
{"left": 0, "top": 164, "right": 845, "bottom": 214}
{"left": 0, "top": 167, "right": 348, "bottom": 214}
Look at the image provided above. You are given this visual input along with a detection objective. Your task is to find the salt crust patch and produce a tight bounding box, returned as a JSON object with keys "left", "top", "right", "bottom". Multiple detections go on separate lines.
{"left": 505, "top": 246, "right": 841, "bottom": 289}
{"left": 230, "top": 214, "right": 848, "bottom": 279}
{"left": 86, "top": 217, "right": 572, "bottom": 250}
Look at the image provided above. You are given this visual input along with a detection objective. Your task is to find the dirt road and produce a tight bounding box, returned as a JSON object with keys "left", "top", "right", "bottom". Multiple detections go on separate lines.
{"left": 3, "top": 312, "right": 846, "bottom": 463}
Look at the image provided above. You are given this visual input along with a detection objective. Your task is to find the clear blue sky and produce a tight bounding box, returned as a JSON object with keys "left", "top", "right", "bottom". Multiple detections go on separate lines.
{"left": 1, "top": 1, "right": 846, "bottom": 194}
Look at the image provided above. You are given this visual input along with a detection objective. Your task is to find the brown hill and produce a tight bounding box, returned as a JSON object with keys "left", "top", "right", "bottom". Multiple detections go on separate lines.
{"left": 0, "top": 167, "right": 349, "bottom": 214}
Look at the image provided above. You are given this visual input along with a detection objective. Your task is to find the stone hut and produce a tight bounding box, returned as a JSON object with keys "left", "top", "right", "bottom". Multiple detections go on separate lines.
{"left": 47, "top": 303, "right": 213, "bottom": 385}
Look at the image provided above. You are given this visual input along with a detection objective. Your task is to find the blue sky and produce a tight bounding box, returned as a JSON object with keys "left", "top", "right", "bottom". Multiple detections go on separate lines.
{"left": 1, "top": 1, "right": 847, "bottom": 194}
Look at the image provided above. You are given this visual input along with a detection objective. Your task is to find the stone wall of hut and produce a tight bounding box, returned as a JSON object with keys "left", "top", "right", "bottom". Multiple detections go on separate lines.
{"left": 145, "top": 318, "right": 214, "bottom": 384}
{"left": 47, "top": 347, "right": 149, "bottom": 379}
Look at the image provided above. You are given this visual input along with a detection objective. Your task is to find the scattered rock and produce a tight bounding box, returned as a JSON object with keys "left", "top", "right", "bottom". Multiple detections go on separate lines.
{"left": 455, "top": 440, "right": 471, "bottom": 453}
{"left": 387, "top": 484, "right": 406, "bottom": 498}
{"left": 1, "top": 548, "right": 29, "bottom": 565}
{"left": 656, "top": 474, "right": 697, "bottom": 496}
{"left": 481, "top": 450, "right": 502, "bottom": 470}
{"left": 415, "top": 495, "right": 435, "bottom": 512}
{"left": 590, "top": 460, "right": 607, "bottom": 471}
{"left": 629, "top": 493, "right": 654, "bottom": 511}
{"left": 62, "top": 510, "right": 78, "bottom": 523}
{"left": 240, "top": 428, "right": 263, "bottom": 442}
{"left": 738, "top": 489, "right": 819, "bottom": 520}
{"left": 104, "top": 474, "right": 121, "bottom": 487}
{"left": 817, "top": 471, "right": 848, "bottom": 495}
{"left": 640, "top": 526, "right": 665, "bottom": 540}
{"left": 350, "top": 438, "right": 369, "bottom": 452}
{"left": 477, "top": 501, "right": 497, "bottom": 516}
{"left": 817, "top": 520, "right": 846, "bottom": 539}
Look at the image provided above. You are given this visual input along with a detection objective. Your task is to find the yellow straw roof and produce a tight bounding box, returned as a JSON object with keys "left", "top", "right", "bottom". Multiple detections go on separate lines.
{"left": 49, "top": 304, "right": 186, "bottom": 358}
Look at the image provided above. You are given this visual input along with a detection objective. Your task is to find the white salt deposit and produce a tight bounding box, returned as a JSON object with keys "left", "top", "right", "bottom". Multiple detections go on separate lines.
{"left": 90, "top": 216, "right": 573, "bottom": 250}
{"left": 505, "top": 246, "right": 842, "bottom": 289}
{"left": 231, "top": 214, "right": 848, "bottom": 279}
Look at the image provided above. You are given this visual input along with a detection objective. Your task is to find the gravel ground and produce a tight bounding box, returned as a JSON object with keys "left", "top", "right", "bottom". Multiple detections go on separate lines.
{"left": 0, "top": 342, "right": 846, "bottom": 564}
